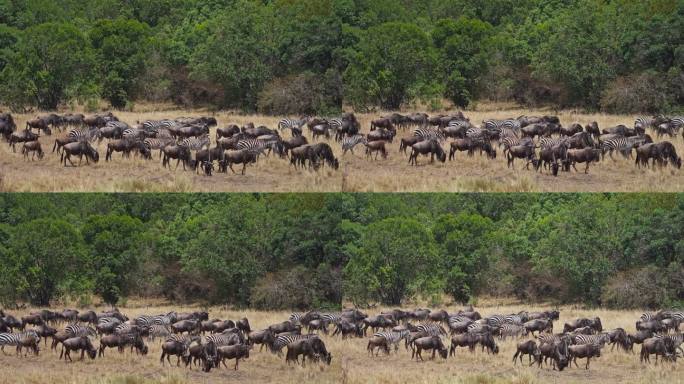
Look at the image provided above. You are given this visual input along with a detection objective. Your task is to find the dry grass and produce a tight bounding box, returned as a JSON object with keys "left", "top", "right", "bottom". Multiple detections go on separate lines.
{"left": 0, "top": 301, "right": 681, "bottom": 384}
{"left": 1, "top": 107, "right": 683, "bottom": 192}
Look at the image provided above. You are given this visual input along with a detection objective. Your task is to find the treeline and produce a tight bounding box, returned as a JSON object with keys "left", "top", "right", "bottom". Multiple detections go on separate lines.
{"left": 0, "top": 0, "right": 681, "bottom": 114}
{"left": 0, "top": 194, "right": 682, "bottom": 310}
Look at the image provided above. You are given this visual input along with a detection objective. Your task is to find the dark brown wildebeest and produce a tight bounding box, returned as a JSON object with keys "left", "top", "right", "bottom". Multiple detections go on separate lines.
{"left": 565, "top": 148, "right": 601, "bottom": 173}
{"left": 160, "top": 337, "right": 197, "bottom": 366}
{"left": 195, "top": 146, "right": 225, "bottom": 168}
{"left": 513, "top": 340, "right": 541, "bottom": 365}
{"left": 243, "top": 125, "right": 277, "bottom": 138}
{"left": 105, "top": 139, "right": 140, "bottom": 161}
{"left": 162, "top": 145, "right": 191, "bottom": 170}
{"left": 523, "top": 319, "right": 553, "bottom": 337}
{"left": 409, "top": 139, "right": 446, "bottom": 165}
{"left": 636, "top": 141, "right": 681, "bottom": 169}
{"left": 21, "top": 141, "right": 44, "bottom": 160}
{"left": 283, "top": 135, "right": 308, "bottom": 157}
{"left": 449, "top": 333, "right": 477, "bottom": 355}
{"left": 98, "top": 334, "right": 147, "bottom": 357}
{"left": 247, "top": 329, "right": 275, "bottom": 351}
{"left": 291, "top": 337, "right": 331, "bottom": 366}
{"left": 217, "top": 344, "right": 251, "bottom": 370}
{"left": 308, "top": 143, "right": 339, "bottom": 170}
{"left": 61, "top": 336, "right": 97, "bottom": 362}
{"left": 400, "top": 136, "right": 422, "bottom": 154}
{"left": 53, "top": 136, "right": 77, "bottom": 153}
{"left": 640, "top": 337, "right": 676, "bottom": 364}
{"left": 26, "top": 117, "right": 51, "bottom": 135}
{"left": 20, "top": 314, "right": 43, "bottom": 329}
{"left": 333, "top": 319, "right": 363, "bottom": 339}
{"left": 269, "top": 321, "right": 299, "bottom": 335}
{"left": 216, "top": 124, "right": 240, "bottom": 141}
{"left": 61, "top": 141, "right": 99, "bottom": 166}
{"left": 412, "top": 336, "right": 448, "bottom": 361}
{"left": 311, "top": 124, "right": 330, "bottom": 140}
{"left": 370, "top": 118, "right": 394, "bottom": 131}
{"left": 448, "top": 138, "right": 475, "bottom": 160}
{"left": 367, "top": 127, "right": 395, "bottom": 143}
{"left": 585, "top": 121, "right": 600, "bottom": 137}
{"left": 9, "top": 130, "right": 39, "bottom": 152}
{"left": 538, "top": 340, "right": 569, "bottom": 371}
{"left": 367, "top": 334, "right": 391, "bottom": 356}
{"left": 362, "top": 315, "right": 395, "bottom": 335}
{"left": 365, "top": 140, "right": 387, "bottom": 160}
{"left": 636, "top": 320, "right": 666, "bottom": 333}
{"left": 560, "top": 123, "right": 583, "bottom": 136}
{"left": 171, "top": 320, "right": 200, "bottom": 335}
{"left": 507, "top": 144, "right": 536, "bottom": 168}
{"left": 211, "top": 320, "right": 236, "bottom": 334}
{"left": 289, "top": 145, "right": 312, "bottom": 169}
{"left": 568, "top": 343, "right": 601, "bottom": 369}
{"left": 564, "top": 317, "right": 602, "bottom": 333}
{"left": 223, "top": 149, "right": 258, "bottom": 175}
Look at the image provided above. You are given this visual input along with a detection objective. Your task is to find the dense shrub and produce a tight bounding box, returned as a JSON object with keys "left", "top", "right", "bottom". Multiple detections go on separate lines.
{"left": 257, "top": 71, "right": 342, "bottom": 116}
{"left": 601, "top": 72, "right": 675, "bottom": 114}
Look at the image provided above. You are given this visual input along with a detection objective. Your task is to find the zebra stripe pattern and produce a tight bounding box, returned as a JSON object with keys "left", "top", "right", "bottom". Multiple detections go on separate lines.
{"left": 341, "top": 135, "right": 367, "bottom": 154}
{"left": 483, "top": 119, "right": 521, "bottom": 133}
{"left": 600, "top": 136, "right": 648, "bottom": 155}
{"left": 148, "top": 324, "right": 171, "bottom": 341}
{"left": 416, "top": 322, "right": 447, "bottom": 337}
{"left": 271, "top": 334, "right": 318, "bottom": 353}
{"left": 65, "top": 324, "right": 97, "bottom": 338}
{"left": 278, "top": 117, "right": 308, "bottom": 130}
{"left": 204, "top": 332, "right": 242, "bottom": 347}
{"left": 499, "top": 324, "right": 525, "bottom": 339}
{"left": 413, "top": 128, "right": 445, "bottom": 142}
{"left": 68, "top": 127, "right": 100, "bottom": 142}
{"left": 539, "top": 137, "right": 568, "bottom": 149}
{"left": 0, "top": 331, "right": 40, "bottom": 349}
{"left": 574, "top": 333, "right": 610, "bottom": 346}
{"left": 373, "top": 330, "right": 409, "bottom": 349}
{"left": 236, "top": 138, "right": 276, "bottom": 155}
{"left": 122, "top": 128, "right": 146, "bottom": 141}
{"left": 179, "top": 135, "right": 211, "bottom": 151}
{"left": 320, "top": 313, "right": 343, "bottom": 325}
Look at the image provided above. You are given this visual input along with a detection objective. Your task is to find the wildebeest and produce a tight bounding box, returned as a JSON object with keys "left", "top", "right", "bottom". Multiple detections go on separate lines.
{"left": 507, "top": 144, "right": 536, "bottom": 168}
{"left": 537, "top": 339, "right": 569, "bottom": 371}
{"left": 217, "top": 344, "right": 251, "bottom": 370}
{"left": 160, "top": 337, "right": 197, "bottom": 366}
{"left": 412, "top": 336, "right": 448, "bottom": 360}
{"left": 409, "top": 140, "right": 446, "bottom": 165}
{"left": 513, "top": 340, "right": 541, "bottom": 365}
{"left": 222, "top": 150, "right": 258, "bottom": 175}
{"left": 568, "top": 343, "right": 601, "bottom": 369}
{"left": 61, "top": 141, "right": 99, "bottom": 166}
{"left": 61, "top": 336, "right": 97, "bottom": 362}
{"left": 523, "top": 319, "right": 553, "bottom": 337}
{"left": 9, "top": 130, "right": 39, "bottom": 152}
{"left": 565, "top": 148, "right": 601, "bottom": 173}
{"left": 216, "top": 124, "right": 240, "bottom": 141}
{"left": 21, "top": 141, "right": 44, "bottom": 161}
{"left": 564, "top": 318, "right": 602, "bottom": 333}
{"left": 105, "top": 139, "right": 141, "bottom": 161}
{"left": 162, "top": 145, "right": 191, "bottom": 170}
{"left": 640, "top": 337, "right": 676, "bottom": 364}
{"left": 26, "top": 117, "right": 52, "bottom": 135}
{"left": 285, "top": 337, "right": 331, "bottom": 366}
{"left": 365, "top": 140, "right": 388, "bottom": 160}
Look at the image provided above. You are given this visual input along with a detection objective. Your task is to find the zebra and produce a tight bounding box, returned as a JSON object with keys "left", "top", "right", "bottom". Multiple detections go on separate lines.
{"left": 278, "top": 117, "right": 308, "bottom": 131}
{"left": 114, "top": 323, "right": 146, "bottom": 335}
{"left": 573, "top": 333, "right": 610, "bottom": 346}
{"left": 654, "top": 334, "right": 683, "bottom": 354}
{"left": 483, "top": 119, "right": 521, "bottom": 133}
{"left": 122, "top": 128, "right": 147, "bottom": 141}
{"left": 484, "top": 315, "right": 506, "bottom": 329}
{"left": 499, "top": 324, "right": 526, "bottom": 340}
{"left": 236, "top": 138, "right": 279, "bottom": 157}
{"left": 68, "top": 127, "right": 101, "bottom": 142}
{"left": 144, "top": 137, "right": 175, "bottom": 158}
{"left": 416, "top": 322, "right": 447, "bottom": 337}
{"left": 500, "top": 137, "right": 533, "bottom": 154}
{"left": 147, "top": 324, "right": 171, "bottom": 341}
{"left": 600, "top": 135, "right": 650, "bottom": 159}
{"left": 204, "top": 331, "right": 243, "bottom": 347}
{"left": 504, "top": 314, "right": 527, "bottom": 325}
{"left": 539, "top": 137, "right": 568, "bottom": 150}
{"left": 466, "top": 127, "right": 491, "bottom": 141}
{"left": 0, "top": 331, "right": 40, "bottom": 354}
{"left": 271, "top": 333, "right": 318, "bottom": 355}
{"left": 320, "top": 313, "right": 343, "bottom": 325}
{"left": 341, "top": 135, "right": 367, "bottom": 155}
{"left": 536, "top": 333, "right": 572, "bottom": 345}
{"left": 179, "top": 135, "right": 211, "bottom": 151}
{"left": 64, "top": 324, "right": 97, "bottom": 338}
{"left": 372, "top": 330, "right": 409, "bottom": 352}
{"left": 413, "top": 128, "right": 445, "bottom": 142}
{"left": 135, "top": 314, "right": 174, "bottom": 329}
{"left": 142, "top": 119, "right": 174, "bottom": 133}
{"left": 165, "top": 334, "right": 199, "bottom": 344}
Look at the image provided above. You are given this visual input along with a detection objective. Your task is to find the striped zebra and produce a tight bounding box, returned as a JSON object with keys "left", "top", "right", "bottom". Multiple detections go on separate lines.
{"left": 0, "top": 331, "right": 40, "bottom": 352}
{"left": 114, "top": 323, "right": 145, "bottom": 335}
{"left": 483, "top": 119, "right": 521, "bottom": 133}
{"left": 122, "top": 128, "right": 147, "bottom": 141}
{"left": 600, "top": 135, "right": 649, "bottom": 159}
{"left": 329, "top": 118, "right": 343, "bottom": 131}
{"left": 499, "top": 324, "right": 526, "bottom": 340}
{"left": 278, "top": 117, "right": 308, "bottom": 130}
{"left": 573, "top": 333, "right": 610, "bottom": 346}
{"left": 320, "top": 313, "right": 344, "bottom": 325}
{"left": 65, "top": 324, "right": 97, "bottom": 338}
{"left": 341, "top": 135, "right": 367, "bottom": 155}
{"left": 413, "top": 128, "right": 445, "bottom": 142}
{"left": 179, "top": 135, "right": 211, "bottom": 151}
{"left": 536, "top": 333, "right": 572, "bottom": 345}
{"left": 236, "top": 138, "right": 278, "bottom": 157}
{"left": 654, "top": 334, "right": 683, "bottom": 353}
{"left": 504, "top": 314, "right": 527, "bottom": 325}
{"left": 539, "top": 137, "right": 568, "bottom": 150}
{"left": 484, "top": 315, "right": 506, "bottom": 329}
{"left": 135, "top": 314, "right": 174, "bottom": 329}
{"left": 634, "top": 116, "right": 658, "bottom": 131}
{"left": 465, "top": 127, "right": 491, "bottom": 141}
{"left": 372, "top": 330, "right": 409, "bottom": 351}
{"left": 204, "top": 331, "right": 243, "bottom": 347}
{"left": 142, "top": 119, "right": 174, "bottom": 132}
{"left": 68, "top": 127, "right": 101, "bottom": 142}
{"left": 271, "top": 333, "right": 318, "bottom": 355}
{"left": 147, "top": 324, "right": 171, "bottom": 341}
{"left": 144, "top": 137, "right": 175, "bottom": 158}
{"left": 500, "top": 137, "right": 533, "bottom": 153}
{"left": 416, "top": 322, "right": 447, "bottom": 337}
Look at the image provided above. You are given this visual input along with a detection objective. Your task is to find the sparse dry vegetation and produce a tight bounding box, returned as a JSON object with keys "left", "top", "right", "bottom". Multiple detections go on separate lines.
{"left": 2, "top": 107, "right": 683, "bottom": 192}
{"left": 0, "top": 300, "right": 680, "bottom": 384}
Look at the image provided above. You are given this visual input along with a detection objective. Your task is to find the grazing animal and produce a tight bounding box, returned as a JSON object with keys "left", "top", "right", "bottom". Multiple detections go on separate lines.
{"left": 61, "top": 336, "right": 97, "bottom": 362}
{"left": 568, "top": 343, "right": 602, "bottom": 369}
{"left": 409, "top": 140, "right": 446, "bottom": 165}
{"left": 412, "top": 336, "right": 448, "bottom": 361}
{"left": 21, "top": 141, "right": 44, "bottom": 160}
{"left": 565, "top": 148, "right": 601, "bottom": 173}
{"left": 217, "top": 344, "right": 251, "bottom": 370}
{"left": 61, "top": 141, "right": 99, "bottom": 166}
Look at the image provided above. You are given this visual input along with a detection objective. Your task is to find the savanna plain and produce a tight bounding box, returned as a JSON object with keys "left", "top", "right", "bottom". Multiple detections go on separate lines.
{"left": 0, "top": 299, "right": 680, "bottom": 384}
{"left": 1, "top": 106, "right": 683, "bottom": 192}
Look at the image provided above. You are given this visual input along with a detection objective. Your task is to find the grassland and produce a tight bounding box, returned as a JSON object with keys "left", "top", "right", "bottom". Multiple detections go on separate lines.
{"left": 1, "top": 105, "right": 683, "bottom": 192}
{"left": 0, "top": 300, "right": 680, "bottom": 384}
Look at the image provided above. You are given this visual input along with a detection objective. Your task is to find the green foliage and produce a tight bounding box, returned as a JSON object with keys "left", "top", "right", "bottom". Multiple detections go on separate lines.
{"left": 0, "top": 22, "right": 97, "bottom": 110}
{"left": 0, "top": 0, "right": 681, "bottom": 111}
{"left": 344, "top": 22, "right": 437, "bottom": 110}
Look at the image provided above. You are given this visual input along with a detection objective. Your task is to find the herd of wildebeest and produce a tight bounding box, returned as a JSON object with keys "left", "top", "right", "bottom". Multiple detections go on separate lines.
{"left": 1, "top": 110, "right": 683, "bottom": 177}
{"left": 0, "top": 306, "right": 681, "bottom": 374}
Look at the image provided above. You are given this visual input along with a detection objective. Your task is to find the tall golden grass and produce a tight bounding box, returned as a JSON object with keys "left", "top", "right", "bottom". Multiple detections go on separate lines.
{"left": 1, "top": 106, "right": 683, "bottom": 192}
{"left": 0, "top": 300, "right": 680, "bottom": 384}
